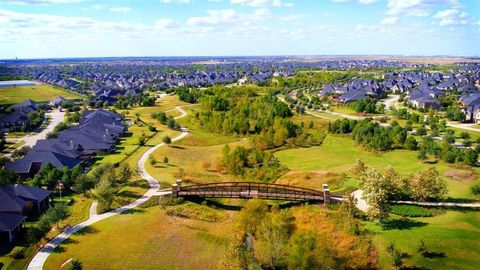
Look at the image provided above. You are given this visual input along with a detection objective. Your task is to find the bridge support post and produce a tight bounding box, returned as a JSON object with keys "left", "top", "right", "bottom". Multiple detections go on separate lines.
{"left": 172, "top": 180, "right": 182, "bottom": 197}
{"left": 322, "top": 184, "right": 330, "bottom": 205}
{"left": 172, "top": 184, "right": 179, "bottom": 197}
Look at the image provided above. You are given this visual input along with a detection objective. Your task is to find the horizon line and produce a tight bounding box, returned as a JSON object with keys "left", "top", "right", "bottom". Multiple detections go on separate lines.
{"left": 1, "top": 54, "right": 480, "bottom": 62}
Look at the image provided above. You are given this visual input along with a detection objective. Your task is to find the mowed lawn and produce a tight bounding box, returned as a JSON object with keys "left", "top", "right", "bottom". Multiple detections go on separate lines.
{"left": 367, "top": 210, "right": 480, "bottom": 270}
{"left": 0, "top": 84, "right": 83, "bottom": 105}
{"left": 275, "top": 135, "right": 480, "bottom": 199}
{"left": 44, "top": 206, "right": 235, "bottom": 270}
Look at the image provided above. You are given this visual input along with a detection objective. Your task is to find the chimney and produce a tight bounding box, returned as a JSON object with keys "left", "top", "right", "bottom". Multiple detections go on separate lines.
{"left": 105, "top": 128, "right": 109, "bottom": 135}
{"left": 70, "top": 140, "right": 74, "bottom": 150}
{"left": 103, "top": 134, "right": 106, "bottom": 141}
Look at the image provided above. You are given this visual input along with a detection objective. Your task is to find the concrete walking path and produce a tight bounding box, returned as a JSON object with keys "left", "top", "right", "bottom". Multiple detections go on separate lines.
{"left": 352, "top": 189, "right": 480, "bottom": 213}
{"left": 27, "top": 106, "right": 187, "bottom": 270}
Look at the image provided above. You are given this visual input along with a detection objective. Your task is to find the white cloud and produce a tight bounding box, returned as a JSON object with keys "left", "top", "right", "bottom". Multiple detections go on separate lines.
{"left": 358, "top": 0, "right": 380, "bottom": 4}
{"left": 381, "top": 16, "right": 399, "bottom": 25}
{"left": 0, "top": 0, "right": 83, "bottom": 5}
{"left": 108, "top": 7, "right": 131, "bottom": 13}
{"left": 332, "top": 0, "right": 379, "bottom": 3}
{"left": 230, "top": 0, "right": 283, "bottom": 8}
{"left": 280, "top": 14, "right": 306, "bottom": 21}
{"left": 433, "top": 9, "right": 469, "bottom": 26}
{"left": 91, "top": 4, "right": 105, "bottom": 10}
{"left": 160, "top": 0, "right": 191, "bottom": 3}
{"left": 386, "top": 0, "right": 460, "bottom": 17}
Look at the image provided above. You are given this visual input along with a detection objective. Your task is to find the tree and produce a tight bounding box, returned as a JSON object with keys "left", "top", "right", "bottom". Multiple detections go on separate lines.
{"left": 404, "top": 136, "right": 418, "bottom": 150}
{"left": 118, "top": 164, "right": 132, "bottom": 183}
{"left": 0, "top": 168, "right": 19, "bottom": 184}
{"left": 150, "top": 157, "right": 157, "bottom": 166}
{"left": 337, "top": 195, "right": 360, "bottom": 234}
{"left": 460, "top": 132, "right": 470, "bottom": 140}
{"left": 354, "top": 166, "right": 390, "bottom": 222}
{"left": 47, "top": 203, "right": 69, "bottom": 228}
{"left": 386, "top": 242, "right": 403, "bottom": 270}
{"left": 163, "top": 156, "right": 169, "bottom": 164}
{"left": 407, "top": 168, "right": 447, "bottom": 201}
{"left": 417, "top": 148, "right": 427, "bottom": 161}
{"left": 93, "top": 178, "right": 116, "bottom": 212}
{"left": 69, "top": 259, "right": 83, "bottom": 270}
{"left": 162, "top": 135, "right": 172, "bottom": 145}
{"left": 287, "top": 230, "right": 336, "bottom": 270}
{"left": 238, "top": 198, "right": 268, "bottom": 235}
{"left": 138, "top": 134, "right": 146, "bottom": 146}
{"left": 256, "top": 209, "right": 294, "bottom": 268}
{"left": 416, "top": 125, "right": 427, "bottom": 136}
{"left": 471, "top": 183, "right": 480, "bottom": 196}
{"left": 11, "top": 145, "right": 32, "bottom": 159}
{"left": 74, "top": 174, "right": 93, "bottom": 194}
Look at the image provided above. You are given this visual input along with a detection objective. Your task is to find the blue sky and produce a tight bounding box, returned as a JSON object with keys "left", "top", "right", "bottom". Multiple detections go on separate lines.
{"left": 0, "top": 0, "right": 479, "bottom": 58}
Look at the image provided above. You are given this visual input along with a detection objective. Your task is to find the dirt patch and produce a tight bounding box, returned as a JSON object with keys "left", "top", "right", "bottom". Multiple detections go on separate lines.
{"left": 275, "top": 170, "right": 344, "bottom": 190}
{"left": 444, "top": 169, "right": 478, "bottom": 181}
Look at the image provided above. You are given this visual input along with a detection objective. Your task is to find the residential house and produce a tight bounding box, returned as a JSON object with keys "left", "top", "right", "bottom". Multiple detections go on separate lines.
{"left": 0, "top": 184, "right": 52, "bottom": 243}
{"left": 408, "top": 89, "right": 441, "bottom": 109}
{"left": 49, "top": 96, "right": 66, "bottom": 107}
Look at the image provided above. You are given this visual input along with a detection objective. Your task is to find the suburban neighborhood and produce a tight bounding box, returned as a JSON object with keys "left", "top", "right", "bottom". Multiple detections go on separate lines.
{"left": 1, "top": 0, "right": 480, "bottom": 269}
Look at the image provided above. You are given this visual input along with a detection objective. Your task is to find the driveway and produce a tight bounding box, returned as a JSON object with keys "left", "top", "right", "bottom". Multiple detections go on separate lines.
{"left": 6, "top": 109, "right": 65, "bottom": 149}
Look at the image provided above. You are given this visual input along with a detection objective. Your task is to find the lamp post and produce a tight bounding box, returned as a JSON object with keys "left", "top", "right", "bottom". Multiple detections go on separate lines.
{"left": 56, "top": 181, "right": 64, "bottom": 201}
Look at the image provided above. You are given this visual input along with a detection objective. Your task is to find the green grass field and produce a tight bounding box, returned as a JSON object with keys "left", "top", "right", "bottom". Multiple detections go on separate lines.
{"left": 367, "top": 210, "right": 480, "bottom": 270}
{"left": 44, "top": 205, "right": 235, "bottom": 270}
{"left": 0, "top": 84, "right": 84, "bottom": 105}
{"left": 274, "top": 135, "right": 479, "bottom": 199}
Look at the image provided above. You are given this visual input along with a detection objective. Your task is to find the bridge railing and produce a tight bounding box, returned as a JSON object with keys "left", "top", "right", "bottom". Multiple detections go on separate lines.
{"left": 172, "top": 180, "right": 337, "bottom": 204}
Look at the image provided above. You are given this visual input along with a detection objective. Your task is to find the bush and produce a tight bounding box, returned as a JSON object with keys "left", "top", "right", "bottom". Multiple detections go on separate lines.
{"left": 471, "top": 183, "right": 480, "bottom": 196}
{"left": 390, "top": 205, "right": 433, "bottom": 217}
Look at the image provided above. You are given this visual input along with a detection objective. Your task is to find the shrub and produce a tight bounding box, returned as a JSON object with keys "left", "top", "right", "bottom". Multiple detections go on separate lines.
{"left": 390, "top": 205, "right": 432, "bottom": 217}
{"left": 471, "top": 183, "right": 480, "bottom": 196}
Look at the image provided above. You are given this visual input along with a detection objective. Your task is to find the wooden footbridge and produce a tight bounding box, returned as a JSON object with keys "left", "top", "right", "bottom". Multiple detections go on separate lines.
{"left": 171, "top": 181, "right": 342, "bottom": 204}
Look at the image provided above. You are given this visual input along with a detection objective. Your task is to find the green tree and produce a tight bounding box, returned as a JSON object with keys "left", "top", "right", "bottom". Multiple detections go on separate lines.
{"left": 47, "top": 203, "right": 69, "bottom": 228}
{"left": 163, "top": 156, "right": 169, "bottom": 164}
{"left": 354, "top": 166, "right": 390, "bottom": 222}
{"left": 407, "top": 168, "right": 447, "bottom": 201}
{"left": 0, "top": 167, "right": 19, "bottom": 184}
{"left": 287, "top": 230, "right": 336, "bottom": 270}
{"left": 256, "top": 208, "right": 295, "bottom": 268}
{"left": 162, "top": 135, "right": 172, "bottom": 145}
{"left": 117, "top": 164, "right": 133, "bottom": 184}
{"left": 69, "top": 259, "right": 83, "bottom": 270}
{"left": 238, "top": 198, "right": 268, "bottom": 235}
{"left": 93, "top": 178, "right": 116, "bottom": 212}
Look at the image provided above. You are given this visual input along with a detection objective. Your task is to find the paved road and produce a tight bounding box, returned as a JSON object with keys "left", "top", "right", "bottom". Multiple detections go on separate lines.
{"left": 5, "top": 109, "right": 65, "bottom": 155}
{"left": 446, "top": 122, "right": 480, "bottom": 133}
{"left": 380, "top": 94, "right": 400, "bottom": 111}
{"left": 27, "top": 106, "right": 187, "bottom": 270}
